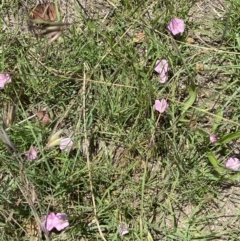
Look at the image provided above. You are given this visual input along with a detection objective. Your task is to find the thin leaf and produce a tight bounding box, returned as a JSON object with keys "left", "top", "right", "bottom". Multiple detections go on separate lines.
{"left": 218, "top": 131, "right": 240, "bottom": 144}
{"left": 182, "top": 84, "right": 197, "bottom": 113}
{"left": 206, "top": 151, "right": 227, "bottom": 175}
{"left": 147, "top": 231, "right": 154, "bottom": 241}
{"left": 179, "top": 84, "right": 197, "bottom": 122}
{"left": 181, "top": 85, "right": 197, "bottom": 117}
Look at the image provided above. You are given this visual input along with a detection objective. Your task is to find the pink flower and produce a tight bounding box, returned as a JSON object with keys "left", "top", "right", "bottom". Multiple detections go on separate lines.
{"left": 60, "top": 137, "right": 73, "bottom": 151}
{"left": 167, "top": 17, "right": 185, "bottom": 35}
{"left": 24, "top": 146, "right": 38, "bottom": 161}
{"left": 117, "top": 222, "right": 129, "bottom": 236}
{"left": 42, "top": 212, "right": 69, "bottom": 231}
{"left": 225, "top": 157, "right": 240, "bottom": 171}
{"left": 0, "top": 73, "right": 11, "bottom": 88}
{"left": 154, "top": 99, "right": 168, "bottom": 113}
{"left": 209, "top": 133, "right": 218, "bottom": 143}
{"left": 154, "top": 59, "right": 169, "bottom": 83}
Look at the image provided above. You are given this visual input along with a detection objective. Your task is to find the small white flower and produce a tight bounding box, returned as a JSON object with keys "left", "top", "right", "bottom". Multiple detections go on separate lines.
{"left": 60, "top": 137, "right": 73, "bottom": 151}
{"left": 118, "top": 222, "right": 129, "bottom": 236}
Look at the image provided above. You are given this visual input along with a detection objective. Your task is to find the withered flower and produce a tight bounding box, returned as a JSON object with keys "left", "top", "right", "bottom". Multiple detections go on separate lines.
{"left": 29, "top": 3, "right": 57, "bottom": 22}
{"left": 28, "top": 2, "right": 68, "bottom": 44}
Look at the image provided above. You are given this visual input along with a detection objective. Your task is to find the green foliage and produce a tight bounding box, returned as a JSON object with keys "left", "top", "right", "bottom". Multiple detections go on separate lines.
{"left": 1, "top": 0, "right": 240, "bottom": 240}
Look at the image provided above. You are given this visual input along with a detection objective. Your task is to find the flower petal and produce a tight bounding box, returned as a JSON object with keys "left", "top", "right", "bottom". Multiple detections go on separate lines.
{"left": 24, "top": 146, "right": 39, "bottom": 161}
{"left": 118, "top": 222, "right": 129, "bottom": 236}
{"left": 0, "top": 73, "right": 11, "bottom": 88}
{"left": 54, "top": 213, "right": 69, "bottom": 231}
{"left": 226, "top": 157, "right": 240, "bottom": 171}
{"left": 154, "top": 99, "right": 168, "bottom": 113}
{"left": 167, "top": 17, "right": 185, "bottom": 35}
{"left": 45, "top": 212, "right": 57, "bottom": 231}
{"left": 60, "top": 137, "right": 73, "bottom": 151}
{"left": 209, "top": 133, "right": 218, "bottom": 143}
{"left": 154, "top": 60, "right": 169, "bottom": 83}
{"left": 44, "top": 212, "right": 69, "bottom": 231}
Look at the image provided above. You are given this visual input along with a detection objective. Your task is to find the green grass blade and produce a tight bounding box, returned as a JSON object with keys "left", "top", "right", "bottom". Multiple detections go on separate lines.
{"left": 206, "top": 151, "right": 227, "bottom": 175}
{"left": 182, "top": 84, "right": 197, "bottom": 113}
{"left": 218, "top": 131, "right": 240, "bottom": 144}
